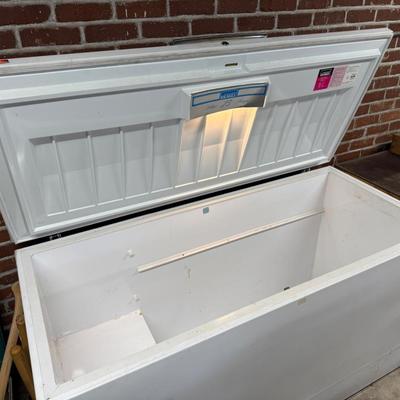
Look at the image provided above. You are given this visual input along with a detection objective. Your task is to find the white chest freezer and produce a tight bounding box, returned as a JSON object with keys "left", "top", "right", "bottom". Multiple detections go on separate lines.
{"left": 0, "top": 28, "right": 399, "bottom": 400}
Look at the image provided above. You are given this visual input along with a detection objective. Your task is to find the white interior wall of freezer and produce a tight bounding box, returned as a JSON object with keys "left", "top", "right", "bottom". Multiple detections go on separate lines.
{"left": 0, "top": 29, "right": 392, "bottom": 242}
{"left": 16, "top": 167, "right": 400, "bottom": 400}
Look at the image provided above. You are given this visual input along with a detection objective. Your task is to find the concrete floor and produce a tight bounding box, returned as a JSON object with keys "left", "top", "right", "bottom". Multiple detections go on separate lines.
{"left": 348, "top": 368, "right": 400, "bottom": 400}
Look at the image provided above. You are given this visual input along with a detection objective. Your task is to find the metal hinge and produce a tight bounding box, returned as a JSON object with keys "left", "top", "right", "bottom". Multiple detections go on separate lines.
{"left": 48, "top": 233, "right": 62, "bottom": 241}
{"left": 170, "top": 32, "right": 267, "bottom": 46}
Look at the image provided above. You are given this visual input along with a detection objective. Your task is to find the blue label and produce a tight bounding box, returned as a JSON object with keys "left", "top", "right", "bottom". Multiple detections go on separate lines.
{"left": 219, "top": 89, "right": 239, "bottom": 100}
{"left": 191, "top": 84, "right": 268, "bottom": 107}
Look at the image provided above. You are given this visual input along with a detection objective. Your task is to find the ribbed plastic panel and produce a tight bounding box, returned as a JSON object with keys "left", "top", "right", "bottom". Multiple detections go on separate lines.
{"left": 0, "top": 29, "right": 391, "bottom": 241}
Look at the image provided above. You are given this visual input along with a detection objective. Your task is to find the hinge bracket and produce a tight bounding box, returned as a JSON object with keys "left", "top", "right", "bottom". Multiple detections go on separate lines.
{"left": 48, "top": 233, "right": 62, "bottom": 241}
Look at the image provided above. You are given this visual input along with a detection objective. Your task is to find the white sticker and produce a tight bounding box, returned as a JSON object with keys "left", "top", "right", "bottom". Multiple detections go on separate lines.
{"left": 343, "top": 65, "right": 360, "bottom": 83}
{"left": 329, "top": 65, "right": 360, "bottom": 88}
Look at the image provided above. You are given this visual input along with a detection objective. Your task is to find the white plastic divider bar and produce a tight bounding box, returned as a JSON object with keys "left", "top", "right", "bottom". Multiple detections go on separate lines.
{"left": 137, "top": 208, "right": 324, "bottom": 273}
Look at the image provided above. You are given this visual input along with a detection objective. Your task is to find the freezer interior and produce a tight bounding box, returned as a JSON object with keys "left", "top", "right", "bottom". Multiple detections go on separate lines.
{"left": 28, "top": 168, "right": 400, "bottom": 384}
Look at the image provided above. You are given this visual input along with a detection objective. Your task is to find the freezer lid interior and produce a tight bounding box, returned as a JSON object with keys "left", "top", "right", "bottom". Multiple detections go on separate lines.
{"left": 0, "top": 29, "right": 392, "bottom": 243}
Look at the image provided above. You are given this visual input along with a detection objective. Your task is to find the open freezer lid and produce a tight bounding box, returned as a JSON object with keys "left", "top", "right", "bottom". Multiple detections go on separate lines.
{"left": 0, "top": 29, "right": 392, "bottom": 243}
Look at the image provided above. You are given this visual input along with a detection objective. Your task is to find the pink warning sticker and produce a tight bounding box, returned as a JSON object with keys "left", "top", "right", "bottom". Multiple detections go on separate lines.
{"left": 313, "top": 68, "right": 334, "bottom": 91}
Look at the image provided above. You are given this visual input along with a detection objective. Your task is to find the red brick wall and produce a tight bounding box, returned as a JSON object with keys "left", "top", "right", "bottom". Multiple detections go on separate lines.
{"left": 0, "top": 0, "right": 399, "bottom": 327}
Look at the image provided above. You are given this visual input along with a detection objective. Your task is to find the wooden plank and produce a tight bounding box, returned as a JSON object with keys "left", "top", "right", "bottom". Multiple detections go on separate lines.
{"left": 0, "top": 283, "right": 23, "bottom": 400}
{"left": 10, "top": 345, "right": 35, "bottom": 400}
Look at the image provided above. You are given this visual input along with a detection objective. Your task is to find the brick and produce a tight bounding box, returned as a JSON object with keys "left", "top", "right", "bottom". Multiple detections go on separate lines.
{"left": 332, "top": 0, "right": 363, "bottom": 5}
{"left": 0, "top": 257, "right": 15, "bottom": 274}
{"left": 373, "top": 76, "right": 399, "bottom": 90}
{"left": 0, "top": 271, "right": 18, "bottom": 286}
{"left": 366, "top": 0, "right": 391, "bottom": 3}
{"left": 380, "top": 109, "right": 400, "bottom": 122}
{"left": 117, "top": 0, "right": 167, "bottom": 18}
{"left": 389, "top": 23, "right": 400, "bottom": 33}
{"left": 192, "top": 18, "right": 234, "bottom": 35}
{"left": 389, "top": 36, "right": 399, "bottom": 49}
{"left": 355, "top": 104, "right": 369, "bottom": 116}
{"left": 391, "top": 64, "right": 400, "bottom": 75}
{"left": 362, "top": 90, "right": 385, "bottom": 103}
{"left": 354, "top": 114, "right": 380, "bottom": 128}
{"left": 376, "top": 9, "right": 400, "bottom": 21}
{"left": 238, "top": 16, "right": 275, "bottom": 31}
{"left": 85, "top": 23, "right": 137, "bottom": 42}
{"left": 0, "top": 243, "right": 16, "bottom": 259}
{"left": 384, "top": 49, "right": 400, "bottom": 63}
{"left": 0, "top": 4, "right": 50, "bottom": 26}
{"left": 218, "top": 0, "right": 257, "bottom": 14}
{"left": 143, "top": 21, "right": 188, "bottom": 37}
{"left": 314, "top": 11, "right": 345, "bottom": 25}
{"left": 56, "top": 3, "right": 112, "bottom": 22}
{"left": 386, "top": 87, "right": 400, "bottom": 99}
{"left": 0, "top": 31, "right": 15, "bottom": 50}
{"left": 260, "top": 0, "right": 297, "bottom": 11}
{"left": 170, "top": 0, "right": 213, "bottom": 15}
{"left": 375, "top": 133, "right": 393, "bottom": 144}
{"left": 0, "top": 229, "right": 10, "bottom": 243}
{"left": 347, "top": 10, "right": 376, "bottom": 23}
{"left": 335, "top": 143, "right": 349, "bottom": 154}
{"left": 366, "top": 123, "right": 389, "bottom": 136}
{"left": 389, "top": 37, "right": 398, "bottom": 49}
{"left": 343, "top": 129, "right": 365, "bottom": 141}
{"left": 349, "top": 137, "right": 374, "bottom": 150}
{"left": 375, "top": 64, "right": 391, "bottom": 77}
{"left": 390, "top": 120, "right": 400, "bottom": 130}
{"left": 21, "top": 27, "right": 81, "bottom": 47}
{"left": 278, "top": 14, "right": 312, "bottom": 29}
{"left": 298, "top": 0, "right": 330, "bottom": 9}
{"left": 348, "top": 120, "right": 356, "bottom": 131}
{"left": 0, "top": 286, "right": 13, "bottom": 301}
{"left": 370, "top": 100, "right": 394, "bottom": 113}
{"left": 335, "top": 150, "right": 361, "bottom": 163}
